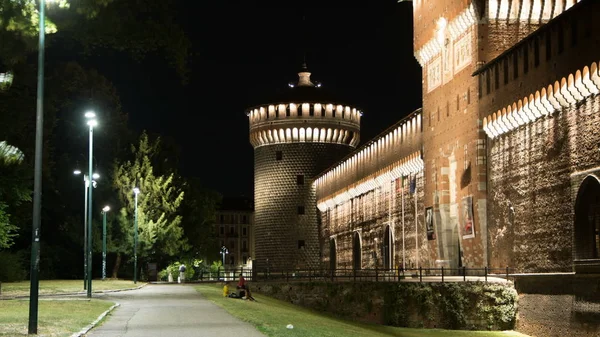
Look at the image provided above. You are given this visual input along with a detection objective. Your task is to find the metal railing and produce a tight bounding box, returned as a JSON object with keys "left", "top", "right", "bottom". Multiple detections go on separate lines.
{"left": 250, "top": 266, "right": 514, "bottom": 283}
{"left": 197, "top": 266, "right": 514, "bottom": 284}
{"left": 197, "top": 267, "right": 253, "bottom": 282}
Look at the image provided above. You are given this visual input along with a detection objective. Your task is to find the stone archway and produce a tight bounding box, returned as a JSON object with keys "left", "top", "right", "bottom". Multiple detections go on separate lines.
{"left": 574, "top": 175, "right": 600, "bottom": 273}
{"left": 383, "top": 225, "right": 393, "bottom": 270}
{"left": 329, "top": 238, "right": 337, "bottom": 271}
{"left": 352, "top": 232, "right": 362, "bottom": 270}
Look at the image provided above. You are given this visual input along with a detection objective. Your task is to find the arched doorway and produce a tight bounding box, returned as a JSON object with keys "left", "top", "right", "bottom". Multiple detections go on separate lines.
{"left": 352, "top": 232, "right": 362, "bottom": 270}
{"left": 329, "top": 238, "right": 337, "bottom": 271}
{"left": 383, "top": 225, "right": 393, "bottom": 270}
{"left": 574, "top": 175, "right": 600, "bottom": 272}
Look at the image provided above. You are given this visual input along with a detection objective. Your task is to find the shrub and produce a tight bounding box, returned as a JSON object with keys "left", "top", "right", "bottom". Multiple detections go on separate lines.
{"left": 0, "top": 251, "right": 26, "bottom": 282}
{"left": 158, "top": 259, "right": 202, "bottom": 281}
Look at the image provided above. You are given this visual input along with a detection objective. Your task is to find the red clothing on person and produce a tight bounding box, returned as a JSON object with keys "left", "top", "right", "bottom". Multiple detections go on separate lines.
{"left": 237, "top": 276, "right": 246, "bottom": 288}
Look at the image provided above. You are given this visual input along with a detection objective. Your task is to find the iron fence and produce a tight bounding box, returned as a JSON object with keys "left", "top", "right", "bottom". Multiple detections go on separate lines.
{"left": 199, "top": 266, "right": 514, "bottom": 284}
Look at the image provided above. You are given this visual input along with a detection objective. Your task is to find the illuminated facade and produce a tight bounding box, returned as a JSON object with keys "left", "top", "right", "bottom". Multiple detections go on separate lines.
{"left": 247, "top": 1, "right": 599, "bottom": 334}
{"left": 317, "top": 0, "right": 600, "bottom": 276}
{"left": 247, "top": 64, "right": 362, "bottom": 270}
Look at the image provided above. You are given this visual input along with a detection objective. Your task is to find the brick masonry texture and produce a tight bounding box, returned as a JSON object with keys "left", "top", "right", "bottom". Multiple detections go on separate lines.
{"left": 321, "top": 173, "right": 426, "bottom": 271}
{"left": 487, "top": 94, "right": 600, "bottom": 272}
{"left": 513, "top": 274, "right": 600, "bottom": 336}
{"left": 254, "top": 143, "right": 351, "bottom": 271}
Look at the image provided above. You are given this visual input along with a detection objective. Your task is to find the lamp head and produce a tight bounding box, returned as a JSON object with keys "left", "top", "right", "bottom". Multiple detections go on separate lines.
{"left": 73, "top": 169, "right": 82, "bottom": 175}
{"left": 102, "top": 206, "right": 110, "bottom": 213}
{"left": 84, "top": 111, "right": 96, "bottom": 119}
{"left": 87, "top": 119, "right": 98, "bottom": 127}
{"left": 92, "top": 173, "right": 100, "bottom": 179}
{"left": 133, "top": 187, "right": 140, "bottom": 195}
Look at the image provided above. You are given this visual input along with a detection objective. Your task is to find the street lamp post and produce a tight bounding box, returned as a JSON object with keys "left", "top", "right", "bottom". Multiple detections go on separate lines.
{"left": 133, "top": 187, "right": 140, "bottom": 284}
{"left": 220, "top": 246, "right": 229, "bottom": 266}
{"left": 74, "top": 170, "right": 99, "bottom": 290}
{"left": 86, "top": 111, "right": 97, "bottom": 298}
{"left": 28, "top": 0, "right": 56, "bottom": 333}
{"left": 101, "top": 206, "right": 110, "bottom": 281}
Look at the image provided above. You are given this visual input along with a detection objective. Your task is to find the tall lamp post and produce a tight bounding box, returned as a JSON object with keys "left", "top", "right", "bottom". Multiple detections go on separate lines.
{"left": 133, "top": 187, "right": 140, "bottom": 284}
{"left": 220, "top": 246, "right": 229, "bottom": 266}
{"left": 85, "top": 111, "right": 97, "bottom": 298}
{"left": 101, "top": 206, "right": 110, "bottom": 281}
{"left": 28, "top": 0, "right": 58, "bottom": 333}
{"left": 74, "top": 170, "right": 99, "bottom": 289}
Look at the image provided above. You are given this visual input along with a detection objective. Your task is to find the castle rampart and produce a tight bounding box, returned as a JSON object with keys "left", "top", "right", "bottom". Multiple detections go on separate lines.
{"left": 315, "top": 109, "right": 422, "bottom": 201}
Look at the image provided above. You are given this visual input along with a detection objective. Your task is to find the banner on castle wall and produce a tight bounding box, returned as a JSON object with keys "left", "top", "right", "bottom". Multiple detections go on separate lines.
{"left": 462, "top": 196, "right": 475, "bottom": 239}
{"left": 426, "top": 207, "right": 435, "bottom": 240}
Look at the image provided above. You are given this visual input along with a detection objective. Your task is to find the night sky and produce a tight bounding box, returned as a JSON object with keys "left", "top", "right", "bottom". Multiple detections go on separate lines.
{"left": 89, "top": 1, "right": 422, "bottom": 198}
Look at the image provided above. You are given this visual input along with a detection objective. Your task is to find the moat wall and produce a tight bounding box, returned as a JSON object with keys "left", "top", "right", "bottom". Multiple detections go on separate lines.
{"left": 514, "top": 274, "right": 600, "bottom": 337}
{"left": 252, "top": 281, "right": 517, "bottom": 331}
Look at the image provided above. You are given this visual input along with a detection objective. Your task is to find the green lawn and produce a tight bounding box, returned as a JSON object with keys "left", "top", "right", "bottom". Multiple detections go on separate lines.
{"left": 195, "top": 284, "right": 530, "bottom": 337}
{"left": 1, "top": 279, "right": 143, "bottom": 297}
{"left": 0, "top": 299, "right": 114, "bottom": 337}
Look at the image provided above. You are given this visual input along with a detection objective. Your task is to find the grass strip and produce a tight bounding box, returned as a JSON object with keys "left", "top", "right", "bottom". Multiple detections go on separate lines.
{"left": 1, "top": 279, "right": 143, "bottom": 297}
{"left": 0, "top": 299, "right": 114, "bottom": 336}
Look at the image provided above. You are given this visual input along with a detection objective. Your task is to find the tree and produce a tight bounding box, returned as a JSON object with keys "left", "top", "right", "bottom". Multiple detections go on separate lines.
{"left": 0, "top": 0, "right": 191, "bottom": 85}
{"left": 180, "top": 177, "right": 222, "bottom": 263}
{"left": 111, "top": 131, "right": 186, "bottom": 277}
{"left": 0, "top": 141, "right": 30, "bottom": 249}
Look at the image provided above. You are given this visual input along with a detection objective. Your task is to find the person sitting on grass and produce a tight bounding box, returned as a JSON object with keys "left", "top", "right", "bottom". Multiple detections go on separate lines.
{"left": 222, "top": 282, "right": 229, "bottom": 297}
{"left": 237, "top": 273, "right": 246, "bottom": 290}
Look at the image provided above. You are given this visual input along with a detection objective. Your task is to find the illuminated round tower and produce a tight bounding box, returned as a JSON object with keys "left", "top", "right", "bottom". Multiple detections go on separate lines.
{"left": 247, "top": 64, "right": 362, "bottom": 271}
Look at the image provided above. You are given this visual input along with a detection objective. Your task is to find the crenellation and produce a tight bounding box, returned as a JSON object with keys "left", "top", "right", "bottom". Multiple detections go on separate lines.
{"left": 315, "top": 110, "right": 423, "bottom": 198}
{"left": 488, "top": 0, "right": 581, "bottom": 22}
{"left": 249, "top": 102, "right": 362, "bottom": 124}
{"left": 476, "top": 0, "right": 597, "bottom": 104}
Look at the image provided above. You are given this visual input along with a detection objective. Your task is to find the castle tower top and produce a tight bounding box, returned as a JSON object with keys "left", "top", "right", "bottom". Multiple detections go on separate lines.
{"left": 246, "top": 66, "right": 362, "bottom": 148}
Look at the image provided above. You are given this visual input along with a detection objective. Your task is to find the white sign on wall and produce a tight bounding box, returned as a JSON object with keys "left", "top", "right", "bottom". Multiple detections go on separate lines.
{"left": 427, "top": 56, "right": 442, "bottom": 92}
{"left": 454, "top": 30, "right": 472, "bottom": 74}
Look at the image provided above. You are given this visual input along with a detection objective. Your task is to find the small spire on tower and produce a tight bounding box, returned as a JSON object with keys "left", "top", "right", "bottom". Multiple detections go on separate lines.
{"left": 297, "top": 62, "right": 314, "bottom": 87}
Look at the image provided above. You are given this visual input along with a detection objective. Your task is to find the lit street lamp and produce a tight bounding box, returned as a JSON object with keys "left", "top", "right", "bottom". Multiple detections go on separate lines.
{"left": 74, "top": 170, "right": 99, "bottom": 289}
{"left": 101, "top": 206, "right": 110, "bottom": 281}
{"left": 28, "top": 0, "right": 59, "bottom": 333}
{"left": 220, "top": 246, "right": 229, "bottom": 266}
{"left": 133, "top": 187, "right": 140, "bottom": 284}
{"left": 86, "top": 111, "right": 97, "bottom": 298}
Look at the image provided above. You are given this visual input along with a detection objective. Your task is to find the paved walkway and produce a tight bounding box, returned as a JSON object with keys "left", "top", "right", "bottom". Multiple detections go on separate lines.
{"left": 84, "top": 284, "right": 265, "bottom": 337}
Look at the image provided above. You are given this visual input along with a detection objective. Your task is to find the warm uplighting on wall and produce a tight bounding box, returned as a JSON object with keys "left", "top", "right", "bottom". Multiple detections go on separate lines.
{"left": 483, "top": 61, "right": 600, "bottom": 139}
{"left": 316, "top": 152, "right": 424, "bottom": 212}
{"left": 414, "top": 4, "right": 476, "bottom": 66}
{"left": 489, "top": 0, "right": 580, "bottom": 21}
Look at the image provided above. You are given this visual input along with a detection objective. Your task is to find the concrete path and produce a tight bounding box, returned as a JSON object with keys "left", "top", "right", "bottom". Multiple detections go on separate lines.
{"left": 85, "top": 284, "right": 265, "bottom": 337}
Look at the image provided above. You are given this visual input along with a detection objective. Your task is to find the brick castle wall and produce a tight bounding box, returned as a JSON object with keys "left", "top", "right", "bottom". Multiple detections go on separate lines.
{"left": 487, "top": 94, "right": 600, "bottom": 272}
{"left": 480, "top": 0, "right": 600, "bottom": 272}
{"left": 321, "top": 172, "right": 426, "bottom": 270}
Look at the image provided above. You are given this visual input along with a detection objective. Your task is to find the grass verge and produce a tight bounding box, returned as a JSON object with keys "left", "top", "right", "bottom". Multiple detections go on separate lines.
{"left": 195, "top": 284, "right": 529, "bottom": 337}
{"left": 1, "top": 279, "right": 143, "bottom": 297}
{"left": 0, "top": 299, "right": 114, "bottom": 336}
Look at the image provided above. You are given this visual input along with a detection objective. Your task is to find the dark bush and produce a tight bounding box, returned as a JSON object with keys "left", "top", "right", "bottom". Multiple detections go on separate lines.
{"left": 0, "top": 251, "right": 27, "bottom": 282}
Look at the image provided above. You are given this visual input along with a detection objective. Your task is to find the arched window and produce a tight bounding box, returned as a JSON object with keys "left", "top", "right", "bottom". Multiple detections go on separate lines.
{"left": 353, "top": 232, "right": 362, "bottom": 270}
